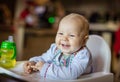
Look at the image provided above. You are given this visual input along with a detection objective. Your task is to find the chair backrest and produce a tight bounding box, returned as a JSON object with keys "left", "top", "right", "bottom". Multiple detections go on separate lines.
{"left": 86, "top": 35, "right": 111, "bottom": 73}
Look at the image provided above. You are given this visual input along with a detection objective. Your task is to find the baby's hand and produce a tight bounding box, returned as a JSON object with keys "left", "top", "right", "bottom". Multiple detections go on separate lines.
{"left": 23, "top": 61, "right": 36, "bottom": 74}
{"left": 31, "top": 61, "right": 44, "bottom": 71}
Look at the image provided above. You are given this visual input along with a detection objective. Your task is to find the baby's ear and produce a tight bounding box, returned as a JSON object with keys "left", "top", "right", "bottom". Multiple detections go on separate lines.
{"left": 82, "top": 35, "right": 89, "bottom": 46}
{"left": 84, "top": 35, "right": 89, "bottom": 40}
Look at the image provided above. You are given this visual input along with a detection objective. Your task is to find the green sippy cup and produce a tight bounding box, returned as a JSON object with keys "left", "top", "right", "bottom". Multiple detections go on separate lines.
{"left": 0, "top": 36, "right": 16, "bottom": 68}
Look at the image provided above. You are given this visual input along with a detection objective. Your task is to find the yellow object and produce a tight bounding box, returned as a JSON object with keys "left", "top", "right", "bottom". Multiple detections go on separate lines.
{"left": 0, "top": 49, "right": 16, "bottom": 68}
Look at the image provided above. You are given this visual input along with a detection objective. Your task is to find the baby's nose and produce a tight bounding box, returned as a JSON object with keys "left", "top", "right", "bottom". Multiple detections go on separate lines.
{"left": 62, "top": 36, "right": 68, "bottom": 41}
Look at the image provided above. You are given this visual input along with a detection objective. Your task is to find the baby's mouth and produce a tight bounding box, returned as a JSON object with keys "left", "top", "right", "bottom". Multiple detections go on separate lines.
{"left": 61, "top": 44, "right": 70, "bottom": 49}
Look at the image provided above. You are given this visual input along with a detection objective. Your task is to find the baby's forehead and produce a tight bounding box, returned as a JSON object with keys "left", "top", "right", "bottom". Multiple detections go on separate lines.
{"left": 58, "top": 21, "right": 83, "bottom": 33}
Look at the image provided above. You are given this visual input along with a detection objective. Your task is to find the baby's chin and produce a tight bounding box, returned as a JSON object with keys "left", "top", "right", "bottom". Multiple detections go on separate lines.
{"left": 57, "top": 46, "right": 78, "bottom": 54}
{"left": 61, "top": 50, "right": 76, "bottom": 55}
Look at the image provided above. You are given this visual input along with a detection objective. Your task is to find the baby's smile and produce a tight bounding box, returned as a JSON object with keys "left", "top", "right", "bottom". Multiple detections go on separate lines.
{"left": 61, "top": 44, "right": 70, "bottom": 49}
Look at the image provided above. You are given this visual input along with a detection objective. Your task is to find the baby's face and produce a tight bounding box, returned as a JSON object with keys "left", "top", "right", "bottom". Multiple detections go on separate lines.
{"left": 55, "top": 20, "right": 85, "bottom": 55}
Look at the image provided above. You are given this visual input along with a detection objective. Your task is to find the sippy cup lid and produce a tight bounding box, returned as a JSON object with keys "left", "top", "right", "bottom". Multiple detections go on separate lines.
{"left": 8, "top": 36, "right": 13, "bottom": 42}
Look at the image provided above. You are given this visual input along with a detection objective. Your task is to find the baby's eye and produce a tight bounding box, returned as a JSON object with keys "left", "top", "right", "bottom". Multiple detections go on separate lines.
{"left": 69, "top": 34, "right": 75, "bottom": 37}
{"left": 58, "top": 33, "right": 63, "bottom": 35}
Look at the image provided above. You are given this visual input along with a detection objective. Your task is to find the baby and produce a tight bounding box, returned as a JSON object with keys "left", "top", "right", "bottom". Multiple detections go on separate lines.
{"left": 23, "top": 13, "right": 92, "bottom": 80}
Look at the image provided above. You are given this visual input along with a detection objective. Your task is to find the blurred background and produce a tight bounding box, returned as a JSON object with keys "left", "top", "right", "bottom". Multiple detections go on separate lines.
{"left": 0, "top": 0, "right": 120, "bottom": 81}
